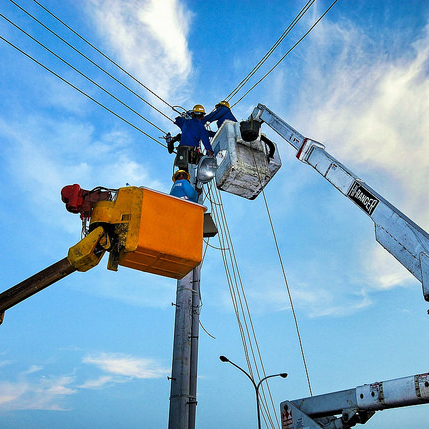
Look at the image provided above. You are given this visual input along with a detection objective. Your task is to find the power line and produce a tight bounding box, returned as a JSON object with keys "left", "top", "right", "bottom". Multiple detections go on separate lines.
{"left": 232, "top": 0, "right": 340, "bottom": 107}
{"left": 27, "top": 0, "right": 181, "bottom": 116}
{"left": 9, "top": 0, "right": 174, "bottom": 125}
{"left": 1, "top": 13, "right": 167, "bottom": 135}
{"left": 248, "top": 148, "right": 313, "bottom": 397}
{"left": 0, "top": 34, "right": 167, "bottom": 148}
{"left": 207, "top": 183, "right": 280, "bottom": 428}
{"left": 225, "top": 0, "right": 315, "bottom": 102}
{"left": 260, "top": 188, "right": 313, "bottom": 396}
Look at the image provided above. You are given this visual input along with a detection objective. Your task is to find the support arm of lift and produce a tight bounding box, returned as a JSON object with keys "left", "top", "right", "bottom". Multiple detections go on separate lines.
{"left": 0, "top": 184, "right": 208, "bottom": 325}
{"left": 280, "top": 372, "right": 429, "bottom": 428}
{"left": 0, "top": 226, "right": 110, "bottom": 324}
{"left": 251, "top": 103, "right": 429, "bottom": 303}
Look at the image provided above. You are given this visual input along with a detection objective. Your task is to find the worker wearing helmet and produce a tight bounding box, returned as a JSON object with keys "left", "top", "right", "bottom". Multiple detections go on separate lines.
{"left": 203, "top": 100, "right": 237, "bottom": 132}
{"left": 173, "top": 104, "right": 214, "bottom": 156}
{"left": 169, "top": 170, "right": 199, "bottom": 203}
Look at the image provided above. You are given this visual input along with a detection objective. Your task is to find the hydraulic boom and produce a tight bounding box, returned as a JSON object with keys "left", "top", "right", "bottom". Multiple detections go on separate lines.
{"left": 280, "top": 372, "right": 429, "bottom": 428}
{"left": 0, "top": 185, "right": 206, "bottom": 324}
{"left": 251, "top": 104, "right": 429, "bottom": 303}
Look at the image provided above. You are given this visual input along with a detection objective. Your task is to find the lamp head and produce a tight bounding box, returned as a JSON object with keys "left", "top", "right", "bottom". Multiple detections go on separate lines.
{"left": 197, "top": 156, "right": 218, "bottom": 184}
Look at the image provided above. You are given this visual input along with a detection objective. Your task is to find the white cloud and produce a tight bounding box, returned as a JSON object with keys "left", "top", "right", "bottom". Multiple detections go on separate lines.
{"left": 364, "top": 245, "right": 413, "bottom": 290}
{"left": 37, "top": 376, "right": 77, "bottom": 397}
{"left": 298, "top": 19, "right": 429, "bottom": 205}
{"left": 0, "top": 360, "right": 13, "bottom": 369}
{"left": 83, "top": 352, "right": 169, "bottom": 379}
{"left": 0, "top": 114, "right": 162, "bottom": 235}
{"left": 86, "top": 0, "right": 193, "bottom": 105}
{"left": 0, "top": 351, "right": 168, "bottom": 411}
{"left": 22, "top": 365, "right": 43, "bottom": 375}
{"left": 289, "top": 18, "right": 429, "bottom": 295}
{"left": 0, "top": 372, "right": 77, "bottom": 411}
{"left": 0, "top": 381, "right": 28, "bottom": 407}
{"left": 78, "top": 375, "right": 115, "bottom": 390}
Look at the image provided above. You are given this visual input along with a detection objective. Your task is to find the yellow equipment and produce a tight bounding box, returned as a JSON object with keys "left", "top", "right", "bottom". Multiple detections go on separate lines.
{"left": 90, "top": 187, "right": 205, "bottom": 278}
{"left": 0, "top": 185, "right": 206, "bottom": 324}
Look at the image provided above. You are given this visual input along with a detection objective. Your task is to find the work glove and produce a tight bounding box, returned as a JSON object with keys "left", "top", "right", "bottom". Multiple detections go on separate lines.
{"left": 165, "top": 132, "right": 174, "bottom": 154}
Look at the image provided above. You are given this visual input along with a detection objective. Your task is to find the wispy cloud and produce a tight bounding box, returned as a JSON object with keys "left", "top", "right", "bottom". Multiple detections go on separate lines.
{"left": 86, "top": 0, "right": 193, "bottom": 105}
{"left": 297, "top": 20, "right": 429, "bottom": 219}
{"left": 0, "top": 372, "right": 76, "bottom": 411}
{"left": 78, "top": 375, "right": 116, "bottom": 390}
{"left": 0, "top": 113, "right": 163, "bottom": 236}
{"left": 83, "top": 352, "right": 170, "bottom": 379}
{"left": 0, "top": 360, "right": 13, "bottom": 369}
{"left": 79, "top": 352, "right": 170, "bottom": 390}
{"left": 282, "top": 17, "right": 429, "bottom": 304}
{"left": 0, "top": 350, "right": 169, "bottom": 412}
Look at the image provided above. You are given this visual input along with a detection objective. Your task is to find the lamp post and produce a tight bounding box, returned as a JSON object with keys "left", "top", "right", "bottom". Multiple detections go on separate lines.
{"left": 219, "top": 355, "right": 287, "bottom": 429}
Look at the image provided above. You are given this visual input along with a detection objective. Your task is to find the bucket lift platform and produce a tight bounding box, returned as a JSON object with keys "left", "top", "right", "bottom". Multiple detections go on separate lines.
{"left": 212, "top": 120, "right": 282, "bottom": 199}
{"left": 90, "top": 186, "right": 206, "bottom": 279}
{"left": 0, "top": 185, "right": 206, "bottom": 323}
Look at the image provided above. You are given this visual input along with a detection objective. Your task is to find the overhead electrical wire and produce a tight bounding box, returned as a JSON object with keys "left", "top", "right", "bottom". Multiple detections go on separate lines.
{"left": 198, "top": 240, "right": 217, "bottom": 341}
{"left": 206, "top": 183, "right": 281, "bottom": 428}
{"left": 0, "top": 13, "right": 168, "bottom": 136}
{"left": 224, "top": 0, "right": 315, "bottom": 102}
{"left": 250, "top": 149, "right": 313, "bottom": 396}
{"left": 208, "top": 196, "right": 276, "bottom": 428}
{"left": 3, "top": 0, "right": 327, "bottom": 417}
{"left": 26, "top": 0, "right": 180, "bottom": 116}
{"left": 9, "top": 0, "right": 174, "bottom": 125}
{"left": 231, "top": 0, "right": 339, "bottom": 107}
{"left": 207, "top": 0, "right": 338, "bottom": 407}
{"left": 261, "top": 187, "right": 313, "bottom": 396}
{"left": 0, "top": 34, "right": 167, "bottom": 148}
{"left": 23, "top": 0, "right": 316, "bottom": 404}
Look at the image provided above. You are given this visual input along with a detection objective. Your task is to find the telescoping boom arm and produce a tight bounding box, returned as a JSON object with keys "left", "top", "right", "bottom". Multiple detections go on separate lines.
{"left": 280, "top": 372, "right": 429, "bottom": 428}
{"left": 0, "top": 226, "right": 109, "bottom": 324}
{"left": 251, "top": 104, "right": 429, "bottom": 303}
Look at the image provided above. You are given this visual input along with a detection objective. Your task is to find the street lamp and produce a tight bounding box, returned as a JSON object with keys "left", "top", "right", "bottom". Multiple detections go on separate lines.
{"left": 219, "top": 355, "right": 287, "bottom": 429}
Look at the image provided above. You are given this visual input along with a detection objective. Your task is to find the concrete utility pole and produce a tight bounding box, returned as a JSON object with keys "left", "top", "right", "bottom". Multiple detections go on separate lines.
{"left": 168, "top": 168, "right": 202, "bottom": 429}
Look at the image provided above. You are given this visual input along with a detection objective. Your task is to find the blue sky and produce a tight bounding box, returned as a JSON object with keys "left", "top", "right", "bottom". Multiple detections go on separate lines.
{"left": 1, "top": 0, "right": 429, "bottom": 427}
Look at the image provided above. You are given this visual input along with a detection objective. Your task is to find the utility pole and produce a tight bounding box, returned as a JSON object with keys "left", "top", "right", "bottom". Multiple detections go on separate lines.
{"left": 168, "top": 166, "right": 202, "bottom": 429}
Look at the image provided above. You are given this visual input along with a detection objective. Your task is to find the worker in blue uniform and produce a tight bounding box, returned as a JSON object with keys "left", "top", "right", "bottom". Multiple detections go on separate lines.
{"left": 170, "top": 105, "right": 214, "bottom": 171}
{"left": 203, "top": 100, "right": 237, "bottom": 136}
{"left": 170, "top": 170, "right": 199, "bottom": 203}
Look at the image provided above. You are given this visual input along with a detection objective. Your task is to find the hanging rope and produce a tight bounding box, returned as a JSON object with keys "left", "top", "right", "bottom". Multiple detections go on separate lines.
{"left": 248, "top": 144, "right": 313, "bottom": 396}
{"left": 261, "top": 189, "right": 313, "bottom": 396}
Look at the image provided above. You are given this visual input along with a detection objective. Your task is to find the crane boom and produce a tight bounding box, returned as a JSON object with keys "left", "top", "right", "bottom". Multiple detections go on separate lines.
{"left": 251, "top": 103, "right": 429, "bottom": 302}
{"left": 280, "top": 372, "right": 429, "bottom": 428}
{"left": 0, "top": 186, "right": 207, "bottom": 324}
